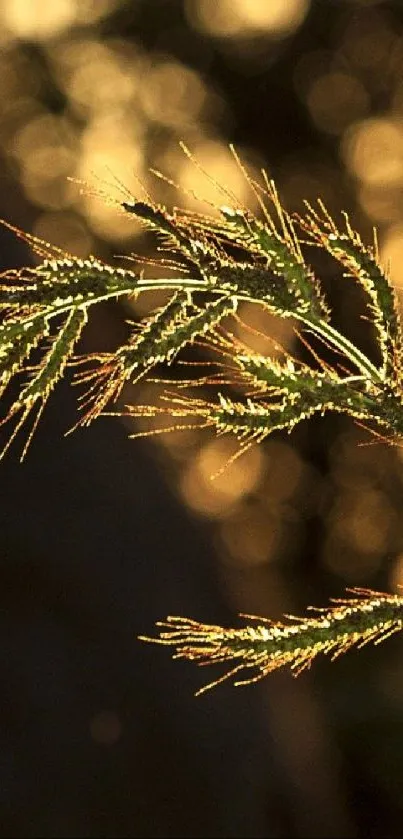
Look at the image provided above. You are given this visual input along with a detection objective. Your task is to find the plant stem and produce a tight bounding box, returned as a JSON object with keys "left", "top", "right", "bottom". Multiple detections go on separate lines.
{"left": 300, "top": 316, "right": 383, "bottom": 382}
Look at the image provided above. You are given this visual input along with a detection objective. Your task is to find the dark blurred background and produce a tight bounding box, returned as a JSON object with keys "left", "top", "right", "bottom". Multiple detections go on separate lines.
{"left": 2, "top": 0, "right": 403, "bottom": 836}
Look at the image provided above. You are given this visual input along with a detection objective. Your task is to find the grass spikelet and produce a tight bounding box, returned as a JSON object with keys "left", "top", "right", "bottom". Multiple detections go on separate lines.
{"left": 125, "top": 369, "right": 403, "bottom": 449}
{"left": 0, "top": 256, "right": 142, "bottom": 311}
{"left": 74, "top": 293, "right": 237, "bottom": 425}
{"left": 0, "top": 316, "right": 49, "bottom": 399}
{"left": 300, "top": 201, "right": 401, "bottom": 381}
{"left": 122, "top": 200, "right": 212, "bottom": 279}
{"left": 0, "top": 307, "right": 87, "bottom": 459}
{"left": 140, "top": 588, "right": 403, "bottom": 695}
{"left": 220, "top": 201, "right": 328, "bottom": 323}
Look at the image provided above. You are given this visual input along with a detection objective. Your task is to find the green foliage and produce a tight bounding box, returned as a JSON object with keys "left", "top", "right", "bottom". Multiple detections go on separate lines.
{"left": 2, "top": 155, "right": 403, "bottom": 692}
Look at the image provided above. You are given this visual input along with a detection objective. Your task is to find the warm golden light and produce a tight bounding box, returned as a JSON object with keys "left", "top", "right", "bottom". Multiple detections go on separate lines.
{"left": 380, "top": 225, "right": 403, "bottom": 291}
{"left": 323, "top": 485, "right": 395, "bottom": 582}
{"left": 341, "top": 118, "right": 403, "bottom": 187}
{"left": 76, "top": 115, "right": 145, "bottom": 242}
{"left": 180, "top": 437, "right": 263, "bottom": 518}
{"left": 186, "top": 0, "right": 310, "bottom": 38}
{"left": 1, "top": 0, "right": 119, "bottom": 41}
{"left": 2, "top": 0, "right": 77, "bottom": 40}
{"left": 59, "top": 40, "right": 139, "bottom": 117}
{"left": 139, "top": 61, "right": 207, "bottom": 128}
{"left": 175, "top": 139, "right": 262, "bottom": 215}
{"left": 220, "top": 506, "right": 281, "bottom": 566}
{"left": 306, "top": 72, "right": 368, "bottom": 136}
{"left": 234, "top": 301, "right": 295, "bottom": 358}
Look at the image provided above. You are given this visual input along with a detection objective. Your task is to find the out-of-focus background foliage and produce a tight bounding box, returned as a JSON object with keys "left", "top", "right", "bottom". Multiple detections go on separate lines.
{"left": 2, "top": 0, "right": 403, "bottom": 836}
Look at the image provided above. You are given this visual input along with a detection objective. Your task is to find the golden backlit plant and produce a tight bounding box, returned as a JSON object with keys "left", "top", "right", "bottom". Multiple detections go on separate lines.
{"left": 2, "top": 149, "right": 403, "bottom": 693}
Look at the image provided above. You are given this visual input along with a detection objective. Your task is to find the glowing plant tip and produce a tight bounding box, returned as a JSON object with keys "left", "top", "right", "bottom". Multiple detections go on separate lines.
{"left": 140, "top": 589, "right": 403, "bottom": 695}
